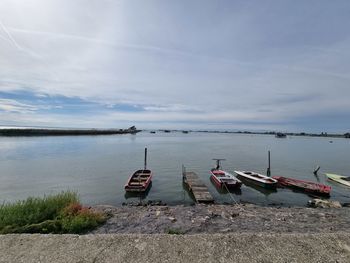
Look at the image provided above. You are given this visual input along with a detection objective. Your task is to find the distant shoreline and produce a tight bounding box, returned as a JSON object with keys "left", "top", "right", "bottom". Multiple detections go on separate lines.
{"left": 1, "top": 127, "right": 349, "bottom": 138}
{"left": 155, "top": 129, "right": 350, "bottom": 139}
{"left": 0, "top": 127, "right": 141, "bottom": 136}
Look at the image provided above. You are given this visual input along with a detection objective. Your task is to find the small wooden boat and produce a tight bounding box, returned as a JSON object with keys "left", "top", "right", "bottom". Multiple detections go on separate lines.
{"left": 272, "top": 176, "right": 331, "bottom": 196}
{"left": 325, "top": 173, "right": 350, "bottom": 187}
{"left": 124, "top": 169, "right": 152, "bottom": 192}
{"left": 124, "top": 148, "right": 153, "bottom": 192}
{"left": 210, "top": 159, "right": 241, "bottom": 189}
{"left": 234, "top": 171, "right": 277, "bottom": 189}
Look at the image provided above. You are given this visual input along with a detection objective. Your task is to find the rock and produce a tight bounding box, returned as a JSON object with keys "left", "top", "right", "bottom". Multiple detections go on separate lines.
{"left": 308, "top": 199, "right": 342, "bottom": 208}
{"left": 168, "top": 217, "right": 177, "bottom": 222}
{"left": 156, "top": 211, "right": 161, "bottom": 216}
{"left": 231, "top": 212, "right": 239, "bottom": 218}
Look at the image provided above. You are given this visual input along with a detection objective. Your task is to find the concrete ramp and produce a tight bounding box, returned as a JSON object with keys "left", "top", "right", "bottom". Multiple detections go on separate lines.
{"left": 1, "top": 233, "right": 350, "bottom": 263}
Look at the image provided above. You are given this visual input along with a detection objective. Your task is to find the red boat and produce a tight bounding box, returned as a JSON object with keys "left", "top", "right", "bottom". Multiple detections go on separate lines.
{"left": 272, "top": 176, "right": 331, "bottom": 196}
{"left": 210, "top": 159, "right": 241, "bottom": 190}
{"left": 125, "top": 148, "right": 153, "bottom": 192}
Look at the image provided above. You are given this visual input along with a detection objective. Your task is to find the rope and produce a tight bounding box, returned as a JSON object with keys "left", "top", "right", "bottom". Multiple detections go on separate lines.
{"left": 222, "top": 181, "right": 239, "bottom": 205}
{"left": 221, "top": 182, "right": 246, "bottom": 214}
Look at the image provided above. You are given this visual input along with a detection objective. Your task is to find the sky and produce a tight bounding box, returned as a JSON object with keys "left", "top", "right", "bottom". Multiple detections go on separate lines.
{"left": 0, "top": 0, "right": 350, "bottom": 132}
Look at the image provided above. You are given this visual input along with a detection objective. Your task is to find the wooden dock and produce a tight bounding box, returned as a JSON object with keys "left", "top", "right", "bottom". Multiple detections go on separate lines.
{"left": 183, "top": 167, "right": 214, "bottom": 203}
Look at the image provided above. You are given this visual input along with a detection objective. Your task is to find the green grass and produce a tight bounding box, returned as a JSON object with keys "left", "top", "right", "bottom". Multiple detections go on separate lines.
{"left": 166, "top": 228, "right": 184, "bottom": 235}
{"left": 0, "top": 191, "right": 106, "bottom": 234}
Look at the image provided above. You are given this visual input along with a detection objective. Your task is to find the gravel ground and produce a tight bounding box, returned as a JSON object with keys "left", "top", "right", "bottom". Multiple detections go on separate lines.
{"left": 91, "top": 204, "right": 350, "bottom": 234}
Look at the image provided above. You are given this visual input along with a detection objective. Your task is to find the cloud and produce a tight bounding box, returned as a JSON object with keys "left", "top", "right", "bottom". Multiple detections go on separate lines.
{"left": 0, "top": 99, "right": 38, "bottom": 113}
{"left": 0, "top": 0, "right": 350, "bottom": 131}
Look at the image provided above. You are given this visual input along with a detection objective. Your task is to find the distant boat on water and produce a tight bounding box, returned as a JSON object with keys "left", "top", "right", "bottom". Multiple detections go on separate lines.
{"left": 150, "top": 131, "right": 156, "bottom": 134}
{"left": 275, "top": 132, "right": 287, "bottom": 138}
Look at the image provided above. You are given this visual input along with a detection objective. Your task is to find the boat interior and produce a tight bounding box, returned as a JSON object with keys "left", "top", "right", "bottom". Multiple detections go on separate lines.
{"left": 211, "top": 170, "right": 226, "bottom": 177}
{"left": 129, "top": 170, "right": 151, "bottom": 185}
{"left": 243, "top": 171, "right": 276, "bottom": 183}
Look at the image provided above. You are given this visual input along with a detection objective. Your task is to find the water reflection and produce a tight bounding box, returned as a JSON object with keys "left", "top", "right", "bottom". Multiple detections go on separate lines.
{"left": 239, "top": 178, "right": 277, "bottom": 196}
{"left": 210, "top": 177, "right": 242, "bottom": 195}
{"left": 124, "top": 182, "right": 152, "bottom": 200}
{"left": 182, "top": 182, "right": 196, "bottom": 203}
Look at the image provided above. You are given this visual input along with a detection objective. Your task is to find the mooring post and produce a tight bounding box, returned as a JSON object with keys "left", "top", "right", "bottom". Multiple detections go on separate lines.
{"left": 267, "top": 150, "right": 271, "bottom": 177}
{"left": 144, "top": 147, "right": 147, "bottom": 170}
{"left": 313, "top": 166, "right": 320, "bottom": 175}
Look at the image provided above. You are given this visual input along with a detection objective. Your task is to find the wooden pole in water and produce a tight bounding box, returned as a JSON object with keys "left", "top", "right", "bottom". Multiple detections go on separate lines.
{"left": 140, "top": 147, "right": 147, "bottom": 205}
{"left": 267, "top": 150, "right": 271, "bottom": 177}
{"left": 313, "top": 166, "right": 320, "bottom": 175}
{"left": 144, "top": 147, "right": 147, "bottom": 170}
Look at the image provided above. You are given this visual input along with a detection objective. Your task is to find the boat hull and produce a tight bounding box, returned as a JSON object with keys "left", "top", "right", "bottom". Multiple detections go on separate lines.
{"left": 273, "top": 176, "right": 331, "bottom": 196}
{"left": 125, "top": 169, "right": 153, "bottom": 192}
{"left": 210, "top": 169, "right": 241, "bottom": 189}
{"left": 325, "top": 173, "right": 350, "bottom": 187}
{"left": 234, "top": 171, "right": 277, "bottom": 189}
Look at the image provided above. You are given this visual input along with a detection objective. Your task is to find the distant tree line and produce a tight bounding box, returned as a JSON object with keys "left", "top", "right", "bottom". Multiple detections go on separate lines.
{"left": 0, "top": 126, "right": 140, "bottom": 137}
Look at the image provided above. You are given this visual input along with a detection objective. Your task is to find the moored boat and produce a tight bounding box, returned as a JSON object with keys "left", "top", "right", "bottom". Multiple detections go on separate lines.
{"left": 124, "top": 169, "right": 153, "bottom": 192}
{"left": 272, "top": 176, "right": 331, "bottom": 196}
{"left": 210, "top": 159, "right": 241, "bottom": 189}
{"left": 125, "top": 148, "right": 153, "bottom": 192}
{"left": 325, "top": 173, "right": 350, "bottom": 187}
{"left": 234, "top": 170, "right": 277, "bottom": 189}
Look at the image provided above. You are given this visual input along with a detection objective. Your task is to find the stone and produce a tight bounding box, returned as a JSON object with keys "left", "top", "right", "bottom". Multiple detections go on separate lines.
{"left": 308, "top": 199, "right": 342, "bottom": 208}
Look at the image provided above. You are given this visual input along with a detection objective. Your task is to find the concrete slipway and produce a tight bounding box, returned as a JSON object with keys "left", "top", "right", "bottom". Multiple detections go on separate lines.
{"left": 0, "top": 233, "right": 350, "bottom": 263}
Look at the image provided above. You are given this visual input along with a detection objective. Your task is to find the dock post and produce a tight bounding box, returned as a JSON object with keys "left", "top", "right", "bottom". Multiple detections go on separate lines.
{"left": 267, "top": 150, "right": 271, "bottom": 177}
{"left": 144, "top": 148, "right": 147, "bottom": 170}
{"left": 313, "top": 166, "right": 320, "bottom": 175}
{"left": 182, "top": 165, "right": 186, "bottom": 182}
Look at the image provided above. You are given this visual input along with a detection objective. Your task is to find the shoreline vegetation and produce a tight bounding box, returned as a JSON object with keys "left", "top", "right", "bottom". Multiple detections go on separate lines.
{"left": 0, "top": 126, "right": 141, "bottom": 136}
{"left": 1, "top": 192, "right": 349, "bottom": 235}
{"left": 0, "top": 192, "right": 106, "bottom": 234}
{"left": 157, "top": 129, "right": 350, "bottom": 139}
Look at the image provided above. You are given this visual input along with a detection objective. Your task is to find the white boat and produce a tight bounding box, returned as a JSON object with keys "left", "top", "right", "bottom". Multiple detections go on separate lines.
{"left": 234, "top": 171, "right": 277, "bottom": 189}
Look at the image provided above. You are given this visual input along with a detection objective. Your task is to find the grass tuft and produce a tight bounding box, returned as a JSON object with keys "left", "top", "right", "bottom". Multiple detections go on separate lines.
{"left": 0, "top": 191, "right": 106, "bottom": 234}
{"left": 166, "top": 228, "right": 184, "bottom": 235}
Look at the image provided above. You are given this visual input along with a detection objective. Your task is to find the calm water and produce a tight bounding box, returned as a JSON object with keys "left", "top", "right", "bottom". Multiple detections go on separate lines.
{"left": 1, "top": 132, "right": 350, "bottom": 206}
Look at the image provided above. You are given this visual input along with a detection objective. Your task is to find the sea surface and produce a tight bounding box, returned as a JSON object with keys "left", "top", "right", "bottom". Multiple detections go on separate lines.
{"left": 0, "top": 131, "right": 349, "bottom": 206}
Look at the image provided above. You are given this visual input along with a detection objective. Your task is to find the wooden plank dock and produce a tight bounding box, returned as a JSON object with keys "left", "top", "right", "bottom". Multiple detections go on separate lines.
{"left": 182, "top": 167, "right": 214, "bottom": 203}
